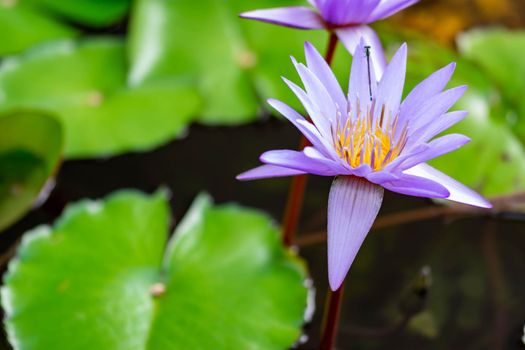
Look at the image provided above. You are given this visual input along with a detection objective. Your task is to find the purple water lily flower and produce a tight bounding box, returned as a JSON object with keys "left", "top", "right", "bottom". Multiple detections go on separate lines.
{"left": 240, "top": 0, "right": 419, "bottom": 77}
{"left": 237, "top": 40, "right": 492, "bottom": 291}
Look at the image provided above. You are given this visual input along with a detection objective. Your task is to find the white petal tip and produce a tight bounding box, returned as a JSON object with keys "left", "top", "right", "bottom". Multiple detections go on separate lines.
{"left": 328, "top": 273, "right": 346, "bottom": 291}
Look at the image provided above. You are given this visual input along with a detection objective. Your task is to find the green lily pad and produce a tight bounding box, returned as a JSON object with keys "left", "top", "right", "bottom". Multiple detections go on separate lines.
{"left": 457, "top": 28, "right": 525, "bottom": 139}
{"left": 380, "top": 29, "right": 525, "bottom": 197}
{"left": 127, "top": 0, "right": 349, "bottom": 125}
{"left": 0, "top": 111, "right": 62, "bottom": 231}
{"left": 2, "top": 191, "right": 309, "bottom": 349}
{"left": 28, "top": 0, "right": 131, "bottom": 27}
{"left": 0, "top": 1, "right": 77, "bottom": 56}
{"left": 127, "top": 0, "right": 259, "bottom": 124}
{"left": 0, "top": 39, "right": 201, "bottom": 159}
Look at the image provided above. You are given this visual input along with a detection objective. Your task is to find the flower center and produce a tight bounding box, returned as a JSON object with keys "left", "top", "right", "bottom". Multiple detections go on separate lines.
{"left": 333, "top": 105, "right": 407, "bottom": 171}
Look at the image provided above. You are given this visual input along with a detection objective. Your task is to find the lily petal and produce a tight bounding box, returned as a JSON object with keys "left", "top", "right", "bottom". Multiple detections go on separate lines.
{"left": 410, "top": 111, "right": 468, "bottom": 144}
{"left": 292, "top": 61, "right": 337, "bottom": 137}
{"left": 304, "top": 42, "right": 347, "bottom": 114}
{"left": 261, "top": 150, "right": 348, "bottom": 176}
{"left": 322, "top": 0, "right": 382, "bottom": 25}
{"left": 404, "top": 163, "right": 492, "bottom": 208}
{"left": 397, "top": 134, "right": 470, "bottom": 171}
{"left": 267, "top": 98, "right": 331, "bottom": 157}
{"left": 335, "top": 26, "right": 387, "bottom": 78}
{"left": 382, "top": 174, "right": 450, "bottom": 198}
{"left": 374, "top": 43, "right": 407, "bottom": 118}
{"left": 328, "top": 176, "right": 384, "bottom": 290}
{"left": 240, "top": 7, "right": 325, "bottom": 29}
{"left": 407, "top": 86, "right": 468, "bottom": 134}
{"left": 237, "top": 165, "right": 306, "bottom": 180}
{"left": 367, "top": 0, "right": 420, "bottom": 22}
{"left": 400, "top": 63, "right": 456, "bottom": 123}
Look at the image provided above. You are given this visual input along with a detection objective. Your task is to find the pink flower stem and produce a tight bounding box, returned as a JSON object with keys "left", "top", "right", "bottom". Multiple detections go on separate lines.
{"left": 320, "top": 284, "right": 346, "bottom": 350}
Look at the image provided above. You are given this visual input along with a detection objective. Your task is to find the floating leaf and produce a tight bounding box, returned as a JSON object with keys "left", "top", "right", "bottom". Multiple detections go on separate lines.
{"left": 127, "top": 0, "right": 350, "bottom": 124}
{"left": 0, "top": 111, "right": 62, "bottom": 231}
{"left": 29, "top": 0, "right": 131, "bottom": 27}
{"left": 458, "top": 28, "right": 525, "bottom": 138}
{"left": 0, "top": 39, "right": 201, "bottom": 159}
{"left": 2, "top": 191, "right": 309, "bottom": 349}
{"left": 0, "top": 0, "right": 130, "bottom": 55}
{"left": 0, "top": 1, "right": 77, "bottom": 56}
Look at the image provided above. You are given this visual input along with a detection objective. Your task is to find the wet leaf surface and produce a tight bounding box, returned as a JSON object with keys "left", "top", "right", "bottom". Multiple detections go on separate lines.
{"left": 2, "top": 191, "right": 309, "bottom": 349}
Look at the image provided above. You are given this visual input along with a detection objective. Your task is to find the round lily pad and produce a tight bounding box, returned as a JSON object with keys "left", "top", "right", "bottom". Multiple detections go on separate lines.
{"left": 2, "top": 191, "right": 309, "bottom": 349}
{"left": 0, "top": 1, "right": 77, "bottom": 56}
{"left": 0, "top": 39, "right": 201, "bottom": 159}
{"left": 0, "top": 111, "right": 62, "bottom": 231}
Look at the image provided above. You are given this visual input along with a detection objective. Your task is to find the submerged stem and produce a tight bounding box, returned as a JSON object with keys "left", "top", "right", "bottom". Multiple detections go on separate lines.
{"left": 319, "top": 284, "right": 345, "bottom": 350}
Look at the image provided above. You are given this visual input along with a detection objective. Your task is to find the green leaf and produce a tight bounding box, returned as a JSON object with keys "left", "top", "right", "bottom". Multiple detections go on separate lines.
{"left": 128, "top": 0, "right": 259, "bottom": 124}
{"left": 2, "top": 191, "right": 309, "bottom": 349}
{"left": 457, "top": 29, "right": 525, "bottom": 139}
{"left": 0, "top": 39, "right": 201, "bottom": 159}
{"left": 0, "top": 111, "right": 62, "bottom": 231}
{"left": 0, "top": 1, "right": 77, "bottom": 56}
{"left": 27, "top": 0, "right": 131, "bottom": 27}
{"left": 127, "top": 0, "right": 349, "bottom": 124}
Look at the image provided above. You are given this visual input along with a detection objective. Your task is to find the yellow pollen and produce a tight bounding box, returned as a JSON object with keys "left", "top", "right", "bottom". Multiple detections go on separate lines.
{"left": 333, "top": 106, "right": 407, "bottom": 171}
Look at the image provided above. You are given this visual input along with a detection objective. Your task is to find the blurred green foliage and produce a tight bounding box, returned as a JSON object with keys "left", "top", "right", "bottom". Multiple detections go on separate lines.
{"left": 0, "top": 0, "right": 131, "bottom": 56}
{"left": 0, "top": 39, "right": 200, "bottom": 158}
{"left": 0, "top": 112, "right": 62, "bottom": 231}
{"left": 1, "top": 191, "right": 309, "bottom": 349}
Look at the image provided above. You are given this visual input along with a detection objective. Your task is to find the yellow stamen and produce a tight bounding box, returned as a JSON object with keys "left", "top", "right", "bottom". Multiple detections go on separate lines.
{"left": 333, "top": 104, "right": 406, "bottom": 171}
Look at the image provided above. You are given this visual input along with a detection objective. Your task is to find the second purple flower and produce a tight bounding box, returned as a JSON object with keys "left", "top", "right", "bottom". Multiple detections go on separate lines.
{"left": 241, "top": 0, "right": 420, "bottom": 77}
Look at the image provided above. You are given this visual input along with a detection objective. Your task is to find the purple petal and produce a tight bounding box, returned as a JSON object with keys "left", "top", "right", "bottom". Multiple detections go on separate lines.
{"left": 404, "top": 163, "right": 492, "bottom": 208}
{"left": 268, "top": 98, "right": 340, "bottom": 160}
{"left": 335, "top": 25, "right": 387, "bottom": 79}
{"left": 267, "top": 99, "right": 325, "bottom": 152}
{"left": 292, "top": 60, "right": 337, "bottom": 135}
{"left": 365, "top": 170, "right": 401, "bottom": 184}
{"left": 374, "top": 43, "right": 407, "bottom": 117}
{"left": 260, "top": 149, "right": 348, "bottom": 176}
{"left": 407, "top": 86, "right": 468, "bottom": 134}
{"left": 304, "top": 42, "right": 347, "bottom": 115}
{"left": 282, "top": 78, "right": 321, "bottom": 122}
{"left": 385, "top": 143, "right": 429, "bottom": 171}
{"left": 321, "top": 0, "right": 381, "bottom": 25}
{"left": 348, "top": 39, "right": 377, "bottom": 117}
{"left": 297, "top": 119, "right": 344, "bottom": 161}
{"left": 349, "top": 164, "right": 372, "bottom": 177}
{"left": 237, "top": 165, "right": 306, "bottom": 181}
{"left": 397, "top": 133, "right": 471, "bottom": 170}
{"left": 400, "top": 63, "right": 456, "bottom": 122}
{"left": 328, "top": 176, "right": 384, "bottom": 290}
{"left": 240, "top": 7, "right": 324, "bottom": 29}
{"left": 410, "top": 111, "right": 468, "bottom": 144}
{"left": 382, "top": 174, "right": 450, "bottom": 198}
{"left": 367, "top": 0, "right": 420, "bottom": 22}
